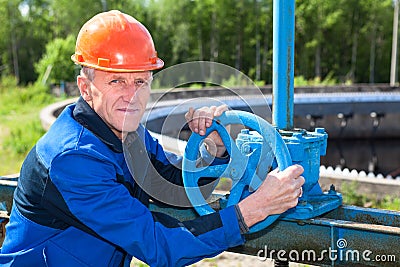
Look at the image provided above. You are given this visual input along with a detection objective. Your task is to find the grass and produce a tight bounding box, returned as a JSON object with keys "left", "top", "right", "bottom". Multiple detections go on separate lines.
{"left": 341, "top": 181, "right": 400, "bottom": 211}
{"left": 0, "top": 76, "right": 58, "bottom": 175}
{"left": 0, "top": 113, "right": 45, "bottom": 175}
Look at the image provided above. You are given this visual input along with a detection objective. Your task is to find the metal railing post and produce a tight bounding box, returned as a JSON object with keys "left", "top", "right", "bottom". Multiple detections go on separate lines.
{"left": 272, "top": 0, "right": 295, "bottom": 130}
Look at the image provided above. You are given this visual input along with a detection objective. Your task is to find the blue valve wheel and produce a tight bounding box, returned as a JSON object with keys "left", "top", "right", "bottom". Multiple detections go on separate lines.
{"left": 183, "top": 110, "right": 292, "bottom": 233}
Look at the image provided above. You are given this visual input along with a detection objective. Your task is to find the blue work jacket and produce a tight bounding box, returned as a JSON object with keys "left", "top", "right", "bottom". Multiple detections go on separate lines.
{"left": 0, "top": 98, "right": 245, "bottom": 266}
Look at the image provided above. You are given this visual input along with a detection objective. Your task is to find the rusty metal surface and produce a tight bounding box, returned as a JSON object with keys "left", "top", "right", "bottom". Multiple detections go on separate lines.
{"left": 151, "top": 202, "right": 400, "bottom": 266}
{"left": 234, "top": 215, "right": 399, "bottom": 266}
{"left": 324, "top": 206, "right": 400, "bottom": 227}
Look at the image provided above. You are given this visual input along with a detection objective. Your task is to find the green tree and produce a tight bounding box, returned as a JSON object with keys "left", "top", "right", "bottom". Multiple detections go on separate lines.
{"left": 356, "top": 0, "right": 392, "bottom": 83}
{"left": 50, "top": 0, "right": 102, "bottom": 38}
{"left": 34, "top": 35, "right": 76, "bottom": 84}
{"left": 0, "top": 0, "right": 21, "bottom": 82}
{"left": 296, "top": 0, "right": 344, "bottom": 81}
{"left": 0, "top": 0, "right": 397, "bottom": 86}
{"left": 0, "top": 0, "right": 55, "bottom": 84}
{"left": 19, "top": 0, "right": 54, "bottom": 84}
{"left": 148, "top": 0, "right": 196, "bottom": 66}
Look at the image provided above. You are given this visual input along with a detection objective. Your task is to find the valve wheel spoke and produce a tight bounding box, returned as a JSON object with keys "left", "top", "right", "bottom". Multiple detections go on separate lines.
{"left": 183, "top": 110, "right": 292, "bottom": 233}
{"left": 190, "top": 164, "right": 228, "bottom": 182}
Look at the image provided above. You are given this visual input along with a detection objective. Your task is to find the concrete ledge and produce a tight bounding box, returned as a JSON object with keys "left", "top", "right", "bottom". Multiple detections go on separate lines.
{"left": 320, "top": 166, "right": 400, "bottom": 199}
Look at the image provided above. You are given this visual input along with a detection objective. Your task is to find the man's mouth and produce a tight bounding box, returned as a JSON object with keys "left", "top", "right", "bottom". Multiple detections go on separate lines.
{"left": 118, "top": 107, "right": 139, "bottom": 113}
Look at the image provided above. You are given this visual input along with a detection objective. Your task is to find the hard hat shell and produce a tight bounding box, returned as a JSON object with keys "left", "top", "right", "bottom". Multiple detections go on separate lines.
{"left": 71, "top": 10, "right": 164, "bottom": 72}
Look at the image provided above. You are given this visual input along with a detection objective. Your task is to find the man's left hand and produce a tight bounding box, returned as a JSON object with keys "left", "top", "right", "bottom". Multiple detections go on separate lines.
{"left": 185, "top": 105, "right": 228, "bottom": 157}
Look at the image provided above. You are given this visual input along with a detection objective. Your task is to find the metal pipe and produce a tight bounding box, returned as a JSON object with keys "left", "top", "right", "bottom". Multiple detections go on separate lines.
{"left": 272, "top": 0, "right": 295, "bottom": 130}
{"left": 149, "top": 203, "right": 400, "bottom": 266}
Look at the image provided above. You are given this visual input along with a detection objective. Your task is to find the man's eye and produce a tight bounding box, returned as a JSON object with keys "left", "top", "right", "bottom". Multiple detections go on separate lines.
{"left": 109, "top": 79, "right": 126, "bottom": 85}
{"left": 135, "top": 80, "right": 146, "bottom": 86}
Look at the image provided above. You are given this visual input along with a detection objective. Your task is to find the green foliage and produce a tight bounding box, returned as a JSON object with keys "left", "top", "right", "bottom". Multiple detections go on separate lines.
{"left": 0, "top": 82, "right": 54, "bottom": 116}
{"left": 50, "top": 0, "right": 102, "bottom": 37}
{"left": 188, "top": 83, "right": 203, "bottom": 89}
{"left": 380, "top": 196, "right": 400, "bottom": 211}
{"left": 341, "top": 181, "right": 369, "bottom": 207}
{"left": 0, "top": 0, "right": 397, "bottom": 85}
{"left": 3, "top": 120, "right": 45, "bottom": 156}
{"left": 0, "top": 75, "right": 18, "bottom": 93}
{"left": 221, "top": 74, "right": 255, "bottom": 88}
{"left": 0, "top": 79, "right": 56, "bottom": 174}
{"left": 294, "top": 72, "right": 338, "bottom": 87}
{"left": 293, "top": 76, "right": 309, "bottom": 87}
{"left": 34, "top": 35, "right": 76, "bottom": 84}
{"left": 341, "top": 181, "right": 400, "bottom": 211}
{"left": 0, "top": 78, "right": 55, "bottom": 117}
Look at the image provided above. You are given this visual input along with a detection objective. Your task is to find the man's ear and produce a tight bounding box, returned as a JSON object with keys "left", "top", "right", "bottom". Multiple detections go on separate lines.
{"left": 77, "top": 75, "right": 92, "bottom": 101}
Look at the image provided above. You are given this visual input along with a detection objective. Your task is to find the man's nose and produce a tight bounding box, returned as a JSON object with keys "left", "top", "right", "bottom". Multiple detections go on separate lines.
{"left": 124, "top": 85, "right": 139, "bottom": 101}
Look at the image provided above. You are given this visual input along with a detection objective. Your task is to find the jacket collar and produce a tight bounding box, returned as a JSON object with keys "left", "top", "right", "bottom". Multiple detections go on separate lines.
{"left": 73, "top": 97, "right": 123, "bottom": 153}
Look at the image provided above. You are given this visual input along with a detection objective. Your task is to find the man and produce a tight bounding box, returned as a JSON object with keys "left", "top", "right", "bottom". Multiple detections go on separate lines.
{"left": 0, "top": 10, "right": 304, "bottom": 267}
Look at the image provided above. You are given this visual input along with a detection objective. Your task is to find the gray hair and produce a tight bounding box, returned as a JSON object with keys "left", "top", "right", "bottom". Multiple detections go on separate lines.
{"left": 81, "top": 67, "right": 96, "bottom": 81}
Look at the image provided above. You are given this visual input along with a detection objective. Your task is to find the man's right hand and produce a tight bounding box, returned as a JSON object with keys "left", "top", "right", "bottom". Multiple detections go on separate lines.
{"left": 237, "top": 164, "right": 305, "bottom": 228}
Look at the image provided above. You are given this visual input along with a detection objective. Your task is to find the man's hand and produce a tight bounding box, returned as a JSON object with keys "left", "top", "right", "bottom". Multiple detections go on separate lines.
{"left": 238, "top": 165, "right": 305, "bottom": 228}
{"left": 185, "top": 105, "right": 228, "bottom": 157}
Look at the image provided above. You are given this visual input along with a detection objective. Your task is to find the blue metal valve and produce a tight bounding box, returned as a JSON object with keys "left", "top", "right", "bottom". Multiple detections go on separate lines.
{"left": 183, "top": 110, "right": 292, "bottom": 233}
{"left": 280, "top": 128, "right": 343, "bottom": 219}
{"left": 183, "top": 110, "right": 343, "bottom": 233}
{"left": 236, "top": 126, "right": 342, "bottom": 219}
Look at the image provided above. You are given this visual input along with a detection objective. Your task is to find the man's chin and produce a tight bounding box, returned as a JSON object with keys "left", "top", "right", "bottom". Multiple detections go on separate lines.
{"left": 122, "top": 123, "right": 140, "bottom": 133}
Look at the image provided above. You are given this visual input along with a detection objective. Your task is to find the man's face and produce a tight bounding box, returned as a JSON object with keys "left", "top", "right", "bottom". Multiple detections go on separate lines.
{"left": 78, "top": 69, "right": 152, "bottom": 139}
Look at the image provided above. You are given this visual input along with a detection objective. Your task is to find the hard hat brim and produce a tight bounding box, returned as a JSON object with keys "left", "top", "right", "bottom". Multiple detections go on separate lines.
{"left": 71, "top": 54, "right": 164, "bottom": 72}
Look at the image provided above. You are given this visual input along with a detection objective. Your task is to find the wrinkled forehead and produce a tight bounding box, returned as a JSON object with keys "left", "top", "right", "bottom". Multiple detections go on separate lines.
{"left": 95, "top": 69, "right": 153, "bottom": 80}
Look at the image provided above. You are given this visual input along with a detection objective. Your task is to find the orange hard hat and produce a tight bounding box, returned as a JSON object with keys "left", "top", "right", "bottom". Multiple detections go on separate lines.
{"left": 71, "top": 10, "right": 164, "bottom": 72}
